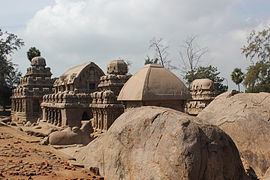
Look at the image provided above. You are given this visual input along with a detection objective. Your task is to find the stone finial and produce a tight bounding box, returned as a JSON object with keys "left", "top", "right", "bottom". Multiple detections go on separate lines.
{"left": 191, "top": 78, "right": 214, "bottom": 91}
{"left": 31, "top": 56, "right": 46, "bottom": 66}
{"left": 107, "top": 60, "right": 128, "bottom": 75}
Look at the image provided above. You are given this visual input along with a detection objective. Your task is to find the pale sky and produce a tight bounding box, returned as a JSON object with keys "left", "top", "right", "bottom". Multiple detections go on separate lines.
{"left": 1, "top": 0, "right": 270, "bottom": 89}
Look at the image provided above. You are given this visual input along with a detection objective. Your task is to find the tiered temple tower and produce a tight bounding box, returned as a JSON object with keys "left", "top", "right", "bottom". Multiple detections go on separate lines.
{"left": 90, "top": 60, "right": 131, "bottom": 136}
{"left": 11, "top": 56, "right": 53, "bottom": 123}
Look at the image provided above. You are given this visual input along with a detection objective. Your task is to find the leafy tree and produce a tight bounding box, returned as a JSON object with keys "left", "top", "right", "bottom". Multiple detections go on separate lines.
{"left": 0, "top": 29, "right": 24, "bottom": 110}
{"left": 231, "top": 68, "right": 244, "bottom": 92}
{"left": 179, "top": 35, "right": 208, "bottom": 78}
{"left": 27, "top": 47, "right": 41, "bottom": 61}
{"left": 243, "top": 61, "right": 270, "bottom": 93}
{"left": 242, "top": 28, "right": 270, "bottom": 63}
{"left": 242, "top": 28, "right": 270, "bottom": 93}
{"left": 184, "top": 65, "right": 228, "bottom": 95}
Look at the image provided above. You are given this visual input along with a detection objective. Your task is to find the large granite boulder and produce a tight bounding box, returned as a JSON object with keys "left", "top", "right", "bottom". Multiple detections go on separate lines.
{"left": 198, "top": 91, "right": 270, "bottom": 178}
{"left": 75, "top": 106, "right": 250, "bottom": 180}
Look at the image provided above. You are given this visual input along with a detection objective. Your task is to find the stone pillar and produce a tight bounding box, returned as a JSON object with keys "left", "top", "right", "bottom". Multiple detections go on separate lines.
{"left": 19, "top": 99, "right": 22, "bottom": 112}
{"left": 22, "top": 99, "right": 25, "bottom": 112}
{"left": 11, "top": 99, "right": 14, "bottom": 111}
{"left": 97, "top": 109, "right": 102, "bottom": 130}
{"left": 44, "top": 108, "right": 47, "bottom": 121}
{"left": 57, "top": 109, "right": 62, "bottom": 127}
{"left": 51, "top": 109, "right": 55, "bottom": 125}
{"left": 48, "top": 109, "right": 52, "bottom": 123}
{"left": 103, "top": 109, "right": 107, "bottom": 131}
{"left": 12, "top": 99, "right": 15, "bottom": 111}
{"left": 41, "top": 107, "right": 45, "bottom": 121}
{"left": 17, "top": 100, "right": 20, "bottom": 112}
{"left": 53, "top": 109, "right": 58, "bottom": 125}
{"left": 92, "top": 108, "right": 97, "bottom": 130}
{"left": 17, "top": 100, "right": 19, "bottom": 112}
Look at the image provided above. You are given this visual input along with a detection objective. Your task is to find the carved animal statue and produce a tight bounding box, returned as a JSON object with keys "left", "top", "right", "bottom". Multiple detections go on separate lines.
{"left": 47, "top": 121, "right": 94, "bottom": 145}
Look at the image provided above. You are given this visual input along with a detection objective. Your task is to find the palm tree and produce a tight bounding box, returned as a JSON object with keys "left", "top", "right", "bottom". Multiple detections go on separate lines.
{"left": 231, "top": 68, "right": 244, "bottom": 92}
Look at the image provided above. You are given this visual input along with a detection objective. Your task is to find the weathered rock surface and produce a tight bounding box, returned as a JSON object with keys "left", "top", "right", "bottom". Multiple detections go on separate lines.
{"left": 48, "top": 121, "right": 93, "bottom": 145}
{"left": 198, "top": 91, "right": 270, "bottom": 178}
{"left": 75, "top": 106, "right": 250, "bottom": 180}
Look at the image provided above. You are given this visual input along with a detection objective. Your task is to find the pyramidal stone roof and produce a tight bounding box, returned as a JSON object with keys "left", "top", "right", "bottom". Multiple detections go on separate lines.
{"left": 118, "top": 64, "right": 191, "bottom": 101}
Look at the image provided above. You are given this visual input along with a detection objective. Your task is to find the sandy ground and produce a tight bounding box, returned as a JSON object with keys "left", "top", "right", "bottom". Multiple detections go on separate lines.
{"left": 0, "top": 124, "right": 103, "bottom": 180}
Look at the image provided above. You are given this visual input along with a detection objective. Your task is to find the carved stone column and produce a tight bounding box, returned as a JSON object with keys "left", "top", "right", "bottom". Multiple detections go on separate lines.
{"left": 103, "top": 109, "right": 108, "bottom": 131}
{"left": 45, "top": 108, "right": 48, "bottom": 121}
{"left": 57, "top": 109, "right": 62, "bottom": 127}
{"left": 48, "top": 109, "right": 52, "bottom": 123}
{"left": 53, "top": 109, "right": 58, "bottom": 125}
{"left": 92, "top": 108, "right": 97, "bottom": 130}
{"left": 98, "top": 109, "right": 103, "bottom": 131}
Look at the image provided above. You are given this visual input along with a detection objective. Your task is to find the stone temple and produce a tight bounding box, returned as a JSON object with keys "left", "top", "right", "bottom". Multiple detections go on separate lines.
{"left": 185, "top": 78, "right": 215, "bottom": 115}
{"left": 41, "top": 62, "right": 104, "bottom": 127}
{"left": 11, "top": 57, "right": 53, "bottom": 123}
{"left": 118, "top": 64, "right": 191, "bottom": 111}
{"left": 11, "top": 57, "right": 215, "bottom": 132}
{"left": 90, "top": 60, "right": 131, "bottom": 136}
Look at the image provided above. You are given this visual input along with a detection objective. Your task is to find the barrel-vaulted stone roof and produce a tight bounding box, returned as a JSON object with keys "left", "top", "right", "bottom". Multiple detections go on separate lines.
{"left": 54, "top": 62, "right": 104, "bottom": 86}
{"left": 118, "top": 64, "right": 191, "bottom": 101}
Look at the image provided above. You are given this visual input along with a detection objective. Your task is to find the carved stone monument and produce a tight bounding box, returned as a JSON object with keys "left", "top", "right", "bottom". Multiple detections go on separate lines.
{"left": 90, "top": 60, "right": 131, "bottom": 136}
{"left": 185, "top": 78, "right": 215, "bottom": 115}
{"left": 41, "top": 62, "right": 104, "bottom": 127}
{"left": 11, "top": 56, "right": 53, "bottom": 123}
{"left": 118, "top": 64, "right": 191, "bottom": 111}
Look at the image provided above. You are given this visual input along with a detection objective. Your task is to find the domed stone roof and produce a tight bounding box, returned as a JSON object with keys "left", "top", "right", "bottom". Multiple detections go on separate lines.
{"left": 191, "top": 78, "right": 214, "bottom": 90}
{"left": 107, "top": 60, "right": 128, "bottom": 75}
{"left": 31, "top": 56, "right": 46, "bottom": 66}
{"left": 118, "top": 64, "right": 191, "bottom": 101}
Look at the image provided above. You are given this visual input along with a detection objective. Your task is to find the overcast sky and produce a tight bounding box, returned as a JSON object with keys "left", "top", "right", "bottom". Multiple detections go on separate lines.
{"left": 1, "top": 0, "right": 270, "bottom": 89}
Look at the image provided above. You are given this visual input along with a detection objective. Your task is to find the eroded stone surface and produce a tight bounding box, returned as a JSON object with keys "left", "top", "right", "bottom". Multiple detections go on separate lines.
{"left": 11, "top": 56, "right": 53, "bottom": 123}
{"left": 75, "top": 106, "right": 250, "bottom": 180}
{"left": 198, "top": 91, "right": 270, "bottom": 178}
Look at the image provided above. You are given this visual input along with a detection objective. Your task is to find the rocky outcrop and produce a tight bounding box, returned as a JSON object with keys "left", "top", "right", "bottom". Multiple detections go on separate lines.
{"left": 75, "top": 106, "right": 250, "bottom": 180}
{"left": 262, "top": 168, "right": 270, "bottom": 180}
{"left": 198, "top": 91, "right": 270, "bottom": 178}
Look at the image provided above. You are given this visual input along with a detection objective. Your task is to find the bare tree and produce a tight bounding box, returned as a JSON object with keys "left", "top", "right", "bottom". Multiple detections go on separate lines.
{"left": 179, "top": 35, "right": 208, "bottom": 77}
{"left": 149, "top": 37, "right": 169, "bottom": 67}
